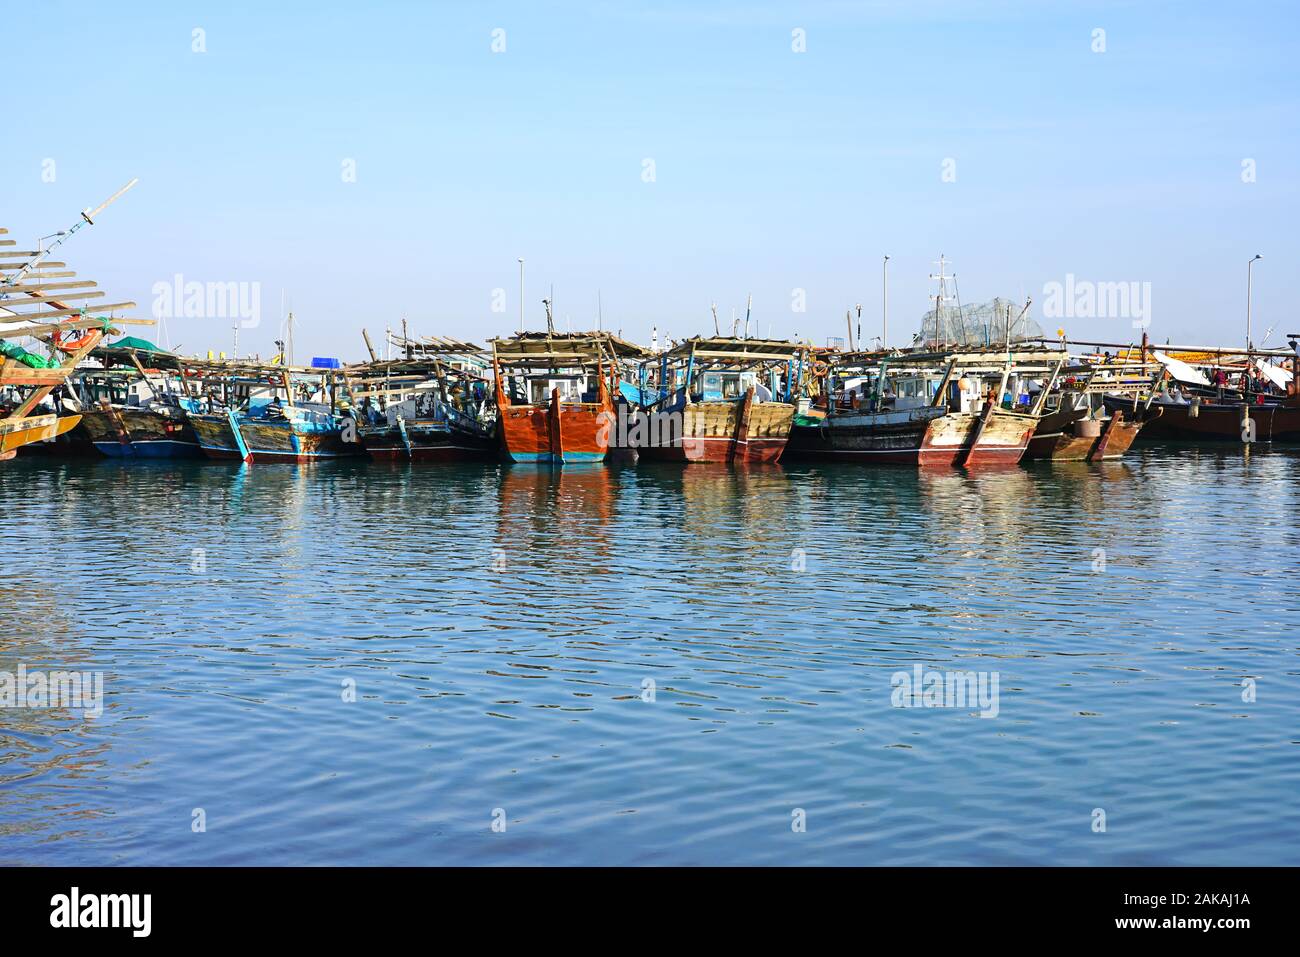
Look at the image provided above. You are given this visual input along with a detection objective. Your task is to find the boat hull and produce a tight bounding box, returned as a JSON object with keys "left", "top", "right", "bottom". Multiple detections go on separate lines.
{"left": 1105, "top": 395, "right": 1300, "bottom": 442}
{"left": 237, "top": 419, "right": 364, "bottom": 463}
{"left": 1, "top": 413, "right": 82, "bottom": 458}
{"left": 782, "top": 412, "right": 830, "bottom": 459}
{"left": 816, "top": 405, "right": 944, "bottom": 465}
{"left": 78, "top": 408, "right": 203, "bottom": 458}
{"left": 360, "top": 420, "right": 496, "bottom": 462}
{"left": 639, "top": 394, "right": 794, "bottom": 464}
{"left": 920, "top": 409, "right": 1035, "bottom": 467}
{"left": 188, "top": 413, "right": 247, "bottom": 460}
{"left": 498, "top": 401, "right": 610, "bottom": 464}
{"left": 811, "top": 406, "right": 1032, "bottom": 466}
{"left": 1027, "top": 409, "right": 1147, "bottom": 461}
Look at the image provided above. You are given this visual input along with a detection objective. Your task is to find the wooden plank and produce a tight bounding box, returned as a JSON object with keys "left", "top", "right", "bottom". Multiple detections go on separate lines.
{"left": 0, "top": 290, "right": 105, "bottom": 306}
{"left": 0, "top": 280, "right": 97, "bottom": 293}
{"left": 0, "top": 262, "right": 67, "bottom": 273}
{"left": 0, "top": 269, "right": 74, "bottom": 280}
{"left": 0, "top": 317, "right": 122, "bottom": 339}
{"left": 0, "top": 301, "right": 136, "bottom": 319}
{"left": 688, "top": 348, "right": 803, "bottom": 361}
{"left": 0, "top": 367, "right": 71, "bottom": 386}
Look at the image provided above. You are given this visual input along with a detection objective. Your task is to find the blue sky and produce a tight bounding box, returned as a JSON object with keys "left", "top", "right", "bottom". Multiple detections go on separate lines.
{"left": 4, "top": 1, "right": 1296, "bottom": 358}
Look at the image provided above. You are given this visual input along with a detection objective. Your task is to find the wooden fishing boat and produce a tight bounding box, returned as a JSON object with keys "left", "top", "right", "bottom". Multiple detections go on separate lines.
{"left": 236, "top": 401, "right": 360, "bottom": 462}
{"left": 69, "top": 343, "right": 203, "bottom": 458}
{"left": 492, "top": 318, "right": 645, "bottom": 464}
{"left": 635, "top": 336, "right": 807, "bottom": 463}
{"left": 344, "top": 342, "right": 496, "bottom": 462}
{"left": 0, "top": 411, "right": 81, "bottom": 458}
{"left": 783, "top": 408, "right": 832, "bottom": 459}
{"left": 229, "top": 363, "right": 363, "bottom": 463}
{"left": 176, "top": 358, "right": 315, "bottom": 461}
{"left": 1023, "top": 360, "right": 1163, "bottom": 462}
{"left": 186, "top": 406, "right": 247, "bottom": 460}
{"left": 1043, "top": 335, "right": 1300, "bottom": 444}
{"left": 1103, "top": 391, "right": 1300, "bottom": 443}
{"left": 78, "top": 403, "right": 201, "bottom": 458}
{"left": 1, "top": 210, "right": 143, "bottom": 460}
{"left": 817, "top": 348, "right": 1066, "bottom": 466}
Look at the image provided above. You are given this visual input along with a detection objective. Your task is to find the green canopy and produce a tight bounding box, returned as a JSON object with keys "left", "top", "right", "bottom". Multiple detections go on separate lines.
{"left": 107, "top": 336, "right": 166, "bottom": 353}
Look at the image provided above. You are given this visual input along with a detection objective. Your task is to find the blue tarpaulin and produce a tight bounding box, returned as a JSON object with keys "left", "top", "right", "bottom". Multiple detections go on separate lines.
{"left": 311, "top": 357, "right": 342, "bottom": 369}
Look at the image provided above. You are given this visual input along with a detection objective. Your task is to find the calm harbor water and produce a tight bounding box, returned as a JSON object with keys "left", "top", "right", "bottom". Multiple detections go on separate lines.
{"left": 1, "top": 446, "right": 1297, "bottom": 866}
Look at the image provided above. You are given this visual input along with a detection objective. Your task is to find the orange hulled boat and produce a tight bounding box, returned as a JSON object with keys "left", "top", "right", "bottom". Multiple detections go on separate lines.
{"left": 492, "top": 320, "right": 646, "bottom": 465}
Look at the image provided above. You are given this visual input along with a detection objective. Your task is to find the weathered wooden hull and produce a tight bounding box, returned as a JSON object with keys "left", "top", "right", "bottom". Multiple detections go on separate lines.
{"left": 816, "top": 406, "right": 945, "bottom": 464}
{"left": 782, "top": 413, "right": 830, "bottom": 459}
{"left": 1025, "top": 405, "right": 1152, "bottom": 462}
{"left": 639, "top": 394, "right": 794, "bottom": 463}
{"left": 237, "top": 420, "right": 363, "bottom": 463}
{"left": 1022, "top": 405, "right": 1092, "bottom": 461}
{"left": 188, "top": 413, "right": 246, "bottom": 460}
{"left": 1091, "top": 413, "right": 1144, "bottom": 459}
{"left": 919, "top": 409, "right": 1036, "bottom": 467}
{"left": 1104, "top": 395, "right": 1300, "bottom": 442}
{"left": 360, "top": 420, "right": 496, "bottom": 461}
{"left": 498, "top": 399, "right": 609, "bottom": 464}
{"left": 79, "top": 408, "right": 203, "bottom": 458}
{"left": 0, "top": 413, "right": 82, "bottom": 458}
{"left": 641, "top": 435, "right": 788, "bottom": 463}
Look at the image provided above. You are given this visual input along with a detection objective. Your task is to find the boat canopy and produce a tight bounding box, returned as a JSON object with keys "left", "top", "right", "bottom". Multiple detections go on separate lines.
{"left": 1152, "top": 350, "right": 1211, "bottom": 386}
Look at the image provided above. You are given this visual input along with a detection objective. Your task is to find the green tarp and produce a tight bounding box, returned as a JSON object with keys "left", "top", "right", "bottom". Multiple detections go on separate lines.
{"left": 0, "top": 340, "right": 59, "bottom": 369}
{"left": 107, "top": 335, "right": 166, "bottom": 353}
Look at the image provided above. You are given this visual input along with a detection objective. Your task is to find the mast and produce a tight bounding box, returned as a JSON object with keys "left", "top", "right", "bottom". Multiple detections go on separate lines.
{"left": 1, "top": 178, "right": 138, "bottom": 289}
{"left": 882, "top": 255, "right": 890, "bottom": 349}
{"left": 928, "top": 254, "right": 953, "bottom": 347}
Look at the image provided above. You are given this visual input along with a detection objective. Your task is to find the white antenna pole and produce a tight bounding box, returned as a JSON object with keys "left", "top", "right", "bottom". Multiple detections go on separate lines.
{"left": 2, "top": 177, "right": 139, "bottom": 288}
{"left": 882, "top": 255, "right": 890, "bottom": 348}
{"left": 517, "top": 258, "right": 525, "bottom": 333}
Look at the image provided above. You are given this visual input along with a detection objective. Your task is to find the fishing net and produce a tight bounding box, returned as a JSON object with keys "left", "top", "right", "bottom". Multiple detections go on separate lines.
{"left": 918, "top": 297, "right": 1043, "bottom": 348}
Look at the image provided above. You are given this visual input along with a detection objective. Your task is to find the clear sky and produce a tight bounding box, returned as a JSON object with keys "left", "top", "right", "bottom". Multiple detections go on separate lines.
{"left": 4, "top": 0, "right": 1296, "bottom": 360}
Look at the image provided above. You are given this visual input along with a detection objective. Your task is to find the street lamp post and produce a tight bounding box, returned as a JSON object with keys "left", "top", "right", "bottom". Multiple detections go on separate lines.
{"left": 1247, "top": 254, "right": 1262, "bottom": 353}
